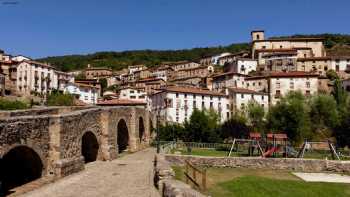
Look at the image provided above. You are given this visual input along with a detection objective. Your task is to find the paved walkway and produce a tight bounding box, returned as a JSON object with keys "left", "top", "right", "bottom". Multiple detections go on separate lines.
{"left": 18, "top": 148, "right": 160, "bottom": 197}
{"left": 293, "top": 172, "right": 350, "bottom": 183}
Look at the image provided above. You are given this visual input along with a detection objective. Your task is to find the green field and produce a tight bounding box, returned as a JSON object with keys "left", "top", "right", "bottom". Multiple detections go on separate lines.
{"left": 172, "top": 166, "right": 350, "bottom": 197}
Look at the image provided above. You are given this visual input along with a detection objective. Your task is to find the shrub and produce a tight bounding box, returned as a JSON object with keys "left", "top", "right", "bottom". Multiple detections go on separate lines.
{"left": 47, "top": 91, "right": 75, "bottom": 106}
{"left": 0, "top": 98, "right": 29, "bottom": 110}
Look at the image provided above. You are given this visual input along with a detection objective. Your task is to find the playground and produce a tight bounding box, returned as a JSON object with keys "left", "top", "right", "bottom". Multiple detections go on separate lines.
{"left": 165, "top": 132, "right": 349, "bottom": 160}
{"left": 172, "top": 166, "right": 350, "bottom": 197}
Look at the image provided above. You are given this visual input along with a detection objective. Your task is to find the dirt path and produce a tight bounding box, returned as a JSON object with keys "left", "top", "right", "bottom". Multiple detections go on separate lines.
{"left": 18, "top": 148, "right": 160, "bottom": 197}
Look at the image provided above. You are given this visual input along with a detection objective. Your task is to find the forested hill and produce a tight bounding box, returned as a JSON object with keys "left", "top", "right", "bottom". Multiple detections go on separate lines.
{"left": 38, "top": 34, "right": 350, "bottom": 72}
{"left": 37, "top": 43, "right": 250, "bottom": 72}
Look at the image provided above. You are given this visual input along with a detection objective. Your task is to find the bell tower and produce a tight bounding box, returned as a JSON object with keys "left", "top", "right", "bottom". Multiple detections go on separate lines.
{"left": 251, "top": 30, "right": 265, "bottom": 41}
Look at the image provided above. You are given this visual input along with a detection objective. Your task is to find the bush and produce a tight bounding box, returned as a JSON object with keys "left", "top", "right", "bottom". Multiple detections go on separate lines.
{"left": 0, "top": 98, "right": 29, "bottom": 110}
{"left": 47, "top": 91, "right": 75, "bottom": 106}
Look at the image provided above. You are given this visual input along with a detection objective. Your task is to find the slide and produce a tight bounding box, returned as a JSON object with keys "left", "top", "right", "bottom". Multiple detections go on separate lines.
{"left": 262, "top": 146, "right": 280, "bottom": 157}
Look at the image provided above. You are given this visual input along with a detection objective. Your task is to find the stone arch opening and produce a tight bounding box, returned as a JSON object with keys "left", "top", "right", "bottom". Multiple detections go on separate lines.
{"left": 81, "top": 131, "right": 99, "bottom": 163}
{"left": 117, "top": 119, "right": 129, "bottom": 153}
{"left": 0, "top": 146, "right": 43, "bottom": 193}
{"left": 139, "top": 117, "right": 145, "bottom": 142}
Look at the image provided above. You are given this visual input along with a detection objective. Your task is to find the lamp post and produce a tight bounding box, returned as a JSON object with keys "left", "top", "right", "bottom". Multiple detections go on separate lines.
{"left": 156, "top": 110, "right": 160, "bottom": 154}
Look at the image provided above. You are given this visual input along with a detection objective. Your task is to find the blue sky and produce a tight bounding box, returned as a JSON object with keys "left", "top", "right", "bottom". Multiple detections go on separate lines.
{"left": 0, "top": 0, "right": 349, "bottom": 58}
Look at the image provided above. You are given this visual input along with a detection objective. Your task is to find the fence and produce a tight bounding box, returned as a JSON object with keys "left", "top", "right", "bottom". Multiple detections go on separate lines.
{"left": 157, "top": 141, "right": 232, "bottom": 154}
{"left": 184, "top": 160, "right": 207, "bottom": 191}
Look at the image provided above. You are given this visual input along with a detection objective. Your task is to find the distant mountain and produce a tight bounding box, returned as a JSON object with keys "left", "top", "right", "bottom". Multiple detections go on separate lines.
{"left": 38, "top": 34, "right": 350, "bottom": 72}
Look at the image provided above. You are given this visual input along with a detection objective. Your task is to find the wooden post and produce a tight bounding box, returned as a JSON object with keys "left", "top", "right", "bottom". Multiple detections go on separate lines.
{"left": 202, "top": 168, "right": 207, "bottom": 190}
{"left": 185, "top": 161, "right": 189, "bottom": 184}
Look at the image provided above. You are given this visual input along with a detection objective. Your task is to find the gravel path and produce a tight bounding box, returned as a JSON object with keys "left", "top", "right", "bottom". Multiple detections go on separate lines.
{"left": 19, "top": 148, "right": 160, "bottom": 197}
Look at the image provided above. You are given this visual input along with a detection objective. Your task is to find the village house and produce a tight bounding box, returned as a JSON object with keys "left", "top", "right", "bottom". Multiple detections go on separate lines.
{"left": 199, "top": 55, "right": 213, "bottom": 65}
{"left": 16, "top": 60, "right": 58, "bottom": 96}
{"left": 170, "top": 76, "right": 204, "bottom": 88}
{"left": 149, "top": 66, "right": 174, "bottom": 81}
{"left": 85, "top": 65, "right": 113, "bottom": 79}
{"left": 128, "top": 65, "right": 147, "bottom": 74}
{"left": 212, "top": 72, "right": 247, "bottom": 92}
{"left": 0, "top": 51, "right": 18, "bottom": 95}
{"left": 134, "top": 77, "right": 167, "bottom": 95}
{"left": 64, "top": 82, "right": 100, "bottom": 104}
{"left": 55, "top": 70, "right": 74, "bottom": 92}
{"left": 227, "top": 87, "right": 269, "bottom": 113}
{"left": 223, "top": 58, "right": 257, "bottom": 75}
{"left": 251, "top": 30, "right": 326, "bottom": 73}
{"left": 164, "top": 61, "right": 200, "bottom": 71}
{"left": 296, "top": 56, "right": 350, "bottom": 77}
{"left": 151, "top": 86, "right": 229, "bottom": 123}
{"left": 217, "top": 51, "right": 250, "bottom": 66}
{"left": 119, "top": 87, "right": 147, "bottom": 101}
{"left": 245, "top": 71, "right": 319, "bottom": 105}
{"left": 171, "top": 65, "right": 214, "bottom": 80}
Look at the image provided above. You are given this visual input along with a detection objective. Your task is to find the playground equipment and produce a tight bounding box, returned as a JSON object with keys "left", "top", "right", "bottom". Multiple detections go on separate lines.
{"left": 297, "top": 140, "right": 340, "bottom": 160}
{"left": 227, "top": 133, "right": 263, "bottom": 157}
{"left": 262, "top": 133, "right": 298, "bottom": 158}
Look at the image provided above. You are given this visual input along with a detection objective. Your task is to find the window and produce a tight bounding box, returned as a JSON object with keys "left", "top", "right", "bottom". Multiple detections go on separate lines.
{"left": 290, "top": 82, "right": 294, "bottom": 89}
{"left": 241, "top": 103, "right": 245, "bottom": 109}
{"left": 202, "top": 101, "right": 205, "bottom": 109}
{"left": 202, "top": 95, "right": 204, "bottom": 100}
{"left": 262, "top": 95, "right": 264, "bottom": 100}
{"left": 227, "top": 104, "right": 230, "bottom": 109}
{"left": 258, "top": 82, "right": 261, "bottom": 86}
{"left": 176, "top": 93, "right": 179, "bottom": 98}
{"left": 227, "top": 112, "right": 230, "bottom": 119}
{"left": 210, "top": 102, "right": 213, "bottom": 109}
{"left": 262, "top": 46, "right": 266, "bottom": 49}
{"left": 193, "top": 101, "right": 196, "bottom": 109}
{"left": 193, "top": 94, "right": 196, "bottom": 99}
{"left": 241, "top": 94, "right": 244, "bottom": 99}
{"left": 85, "top": 96, "right": 88, "bottom": 100}
{"left": 185, "top": 94, "right": 187, "bottom": 98}
{"left": 256, "top": 34, "right": 260, "bottom": 40}
{"left": 336, "top": 65, "right": 340, "bottom": 72}
{"left": 306, "top": 81, "right": 310, "bottom": 88}
{"left": 276, "top": 82, "right": 280, "bottom": 89}
{"left": 210, "top": 96, "right": 213, "bottom": 100}
{"left": 324, "top": 66, "right": 328, "bottom": 71}
{"left": 130, "top": 96, "right": 136, "bottom": 99}
{"left": 306, "top": 90, "right": 311, "bottom": 96}
{"left": 275, "top": 90, "right": 281, "bottom": 98}
{"left": 262, "top": 104, "right": 265, "bottom": 108}
{"left": 280, "top": 45, "right": 283, "bottom": 49}
{"left": 130, "top": 90, "right": 135, "bottom": 93}
{"left": 176, "top": 117, "right": 179, "bottom": 122}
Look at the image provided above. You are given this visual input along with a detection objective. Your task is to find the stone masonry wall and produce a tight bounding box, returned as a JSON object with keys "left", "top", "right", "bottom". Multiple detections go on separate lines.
{"left": 154, "top": 154, "right": 207, "bottom": 197}
{"left": 164, "top": 154, "right": 350, "bottom": 173}
{"left": 0, "top": 106, "right": 151, "bottom": 180}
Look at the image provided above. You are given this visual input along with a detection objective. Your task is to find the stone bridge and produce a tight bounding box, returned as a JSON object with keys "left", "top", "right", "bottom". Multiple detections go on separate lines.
{"left": 0, "top": 106, "right": 153, "bottom": 193}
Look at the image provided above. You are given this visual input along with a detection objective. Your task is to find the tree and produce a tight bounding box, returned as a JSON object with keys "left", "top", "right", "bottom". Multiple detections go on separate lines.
{"left": 267, "top": 91, "right": 311, "bottom": 145}
{"left": 326, "top": 69, "right": 339, "bottom": 81}
{"left": 332, "top": 78, "right": 348, "bottom": 108}
{"left": 247, "top": 101, "right": 265, "bottom": 133}
{"left": 106, "top": 84, "right": 120, "bottom": 93}
{"left": 334, "top": 102, "right": 350, "bottom": 148}
{"left": 220, "top": 113, "right": 250, "bottom": 140}
{"left": 184, "top": 109, "right": 221, "bottom": 143}
{"left": 47, "top": 90, "right": 74, "bottom": 106}
{"left": 309, "top": 94, "right": 339, "bottom": 139}
{"left": 158, "top": 123, "right": 185, "bottom": 141}
{"left": 99, "top": 78, "right": 108, "bottom": 92}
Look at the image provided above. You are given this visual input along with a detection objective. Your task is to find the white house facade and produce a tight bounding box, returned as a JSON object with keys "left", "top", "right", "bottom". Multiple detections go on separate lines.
{"left": 151, "top": 86, "right": 229, "bottom": 123}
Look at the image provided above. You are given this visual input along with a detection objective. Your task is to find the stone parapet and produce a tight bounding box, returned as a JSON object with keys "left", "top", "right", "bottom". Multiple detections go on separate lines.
{"left": 154, "top": 154, "right": 206, "bottom": 197}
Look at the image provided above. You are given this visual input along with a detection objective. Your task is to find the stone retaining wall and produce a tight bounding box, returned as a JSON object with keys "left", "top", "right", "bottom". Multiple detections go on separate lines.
{"left": 154, "top": 154, "right": 207, "bottom": 197}
{"left": 164, "top": 154, "right": 350, "bottom": 173}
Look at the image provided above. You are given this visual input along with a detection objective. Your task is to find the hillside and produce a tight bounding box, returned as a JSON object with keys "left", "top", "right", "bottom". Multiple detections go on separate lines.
{"left": 37, "top": 43, "right": 250, "bottom": 72}
{"left": 38, "top": 34, "right": 350, "bottom": 72}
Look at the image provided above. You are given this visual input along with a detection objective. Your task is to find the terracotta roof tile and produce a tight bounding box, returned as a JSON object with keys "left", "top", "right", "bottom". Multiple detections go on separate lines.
{"left": 159, "top": 86, "right": 226, "bottom": 96}
{"left": 97, "top": 99, "right": 146, "bottom": 106}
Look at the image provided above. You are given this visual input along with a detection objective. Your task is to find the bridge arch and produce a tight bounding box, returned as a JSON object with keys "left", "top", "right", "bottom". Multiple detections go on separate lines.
{"left": 117, "top": 119, "right": 129, "bottom": 153}
{"left": 139, "top": 117, "right": 145, "bottom": 142}
{"left": 0, "top": 145, "right": 43, "bottom": 193}
{"left": 81, "top": 131, "right": 99, "bottom": 163}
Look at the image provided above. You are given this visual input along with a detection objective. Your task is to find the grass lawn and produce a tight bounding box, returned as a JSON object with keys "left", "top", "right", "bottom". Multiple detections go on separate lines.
{"left": 172, "top": 166, "right": 350, "bottom": 197}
